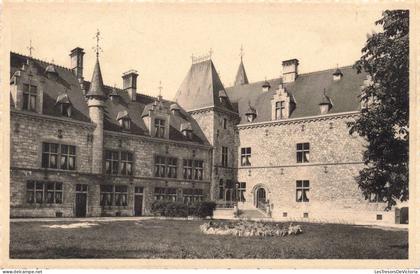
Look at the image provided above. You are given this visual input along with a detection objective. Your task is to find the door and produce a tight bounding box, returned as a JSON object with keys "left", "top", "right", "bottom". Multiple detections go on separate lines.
{"left": 256, "top": 188, "right": 266, "bottom": 209}
{"left": 134, "top": 195, "right": 143, "bottom": 216}
{"left": 75, "top": 184, "right": 88, "bottom": 217}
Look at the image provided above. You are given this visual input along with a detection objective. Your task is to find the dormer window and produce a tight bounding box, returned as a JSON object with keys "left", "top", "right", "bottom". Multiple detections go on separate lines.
{"left": 154, "top": 118, "right": 165, "bottom": 138}
{"left": 245, "top": 102, "right": 257, "bottom": 123}
{"left": 170, "top": 103, "right": 180, "bottom": 115}
{"left": 319, "top": 89, "right": 333, "bottom": 114}
{"left": 333, "top": 68, "right": 343, "bottom": 81}
{"left": 109, "top": 87, "right": 120, "bottom": 102}
{"left": 181, "top": 122, "right": 193, "bottom": 139}
{"left": 22, "top": 83, "right": 37, "bottom": 112}
{"left": 262, "top": 79, "right": 271, "bottom": 92}
{"left": 116, "top": 110, "right": 131, "bottom": 131}
{"left": 275, "top": 101, "right": 285, "bottom": 119}
{"left": 219, "top": 90, "right": 228, "bottom": 104}
{"left": 56, "top": 93, "right": 72, "bottom": 117}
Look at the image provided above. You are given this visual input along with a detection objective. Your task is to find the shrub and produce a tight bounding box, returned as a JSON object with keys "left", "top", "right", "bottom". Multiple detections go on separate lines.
{"left": 193, "top": 201, "right": 216, "bottom": 218}
{"left": 151, "top": 200, "right": 216, "bottom": 218}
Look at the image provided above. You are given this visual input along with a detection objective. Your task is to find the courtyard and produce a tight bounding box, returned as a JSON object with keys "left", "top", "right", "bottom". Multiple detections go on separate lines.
{"left": 9, "top": 219, "right": 408, "bottom": 259}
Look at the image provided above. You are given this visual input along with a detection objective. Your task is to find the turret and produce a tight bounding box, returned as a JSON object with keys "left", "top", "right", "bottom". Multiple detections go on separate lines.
{"left": 86, "top": 58, "right": 107, "bottom": 174}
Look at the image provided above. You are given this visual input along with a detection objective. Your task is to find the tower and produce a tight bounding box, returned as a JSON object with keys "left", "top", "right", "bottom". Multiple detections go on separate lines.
{"left": 234, "top": 45, "right": 249, "bottom": 86}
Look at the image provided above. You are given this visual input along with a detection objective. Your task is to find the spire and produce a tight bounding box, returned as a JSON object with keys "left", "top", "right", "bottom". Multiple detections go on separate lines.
{"left": 234, "top": 45, "right": 249, "bottom": 86}
{"left": 86, "top": 58, "right": 107, "bottom": 99}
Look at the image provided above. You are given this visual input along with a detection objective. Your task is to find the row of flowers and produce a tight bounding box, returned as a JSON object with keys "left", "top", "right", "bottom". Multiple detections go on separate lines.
{"left": 200, "top": 220, "right": 303, "bottom": 237}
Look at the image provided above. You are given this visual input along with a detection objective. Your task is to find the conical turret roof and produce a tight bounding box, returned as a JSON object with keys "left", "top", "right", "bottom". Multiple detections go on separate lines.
{"left": 234, "top": 60, "right": 249, "bottom": 86}
{"left": 86, "top": 59, "right": 107, "bottom": 99}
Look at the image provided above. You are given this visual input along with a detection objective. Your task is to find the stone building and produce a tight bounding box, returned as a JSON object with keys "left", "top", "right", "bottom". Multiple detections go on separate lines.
{"left": 9, "top": 46, "right": 407, "bottom": 224}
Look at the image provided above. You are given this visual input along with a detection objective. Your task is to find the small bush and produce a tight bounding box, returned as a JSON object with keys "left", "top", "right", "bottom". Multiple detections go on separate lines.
{"left": 151, "top": 200, "right": 216, "bottom": 218}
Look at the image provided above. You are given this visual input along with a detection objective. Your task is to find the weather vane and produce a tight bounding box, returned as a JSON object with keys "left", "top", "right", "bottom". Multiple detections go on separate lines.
{"left": 27, "top": 40, "right": 35, "bottom": 57}
{"left": 158, "top": 81, "right": 163, "bottom": 97}
{"left": 92, "top": 29, "right": 103, "bottom": 58}
{"left": 240, "top": 44, "right": 244, "bottom": 61}
{"left": 209, "top": 48, "right": 213, "bottom": 59}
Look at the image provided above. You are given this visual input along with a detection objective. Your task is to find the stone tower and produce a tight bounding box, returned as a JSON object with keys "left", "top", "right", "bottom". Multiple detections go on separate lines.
{"left": 174, "top": 57, "right": 240, "bottom": 202}
{"left": 85, "top": 58, "right": 107, "bottom": 174}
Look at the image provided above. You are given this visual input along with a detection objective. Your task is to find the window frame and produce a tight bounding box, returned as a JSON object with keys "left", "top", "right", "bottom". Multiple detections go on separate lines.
{"left": 22, "top": 83, "right": 37, "bottom": 112}
{"left": 154, "top": 187, "right": 178, "bottom": 201}
{"left": 296, "top": 180, "right": 310, "bottom": 203}
{"left": 42, "top": 142, "right": 76, "bottom": 171}
{"left": 26, "top": 181, "right": 63, "bottom": 205}
{"left": 100, "top": 185, "right": 128, "bottom": 207}
{"left": 105, "top": 150, "right": 133, "bottom": 176}
{"left": 296, "top": 142, "right": 310, "bottom": 163}
{"left": 275, "top": 101, "right": 285, "bottom": 119}
{"left": 236, "top": 182, "right": 246, "bottom": 202}
{"left": 154, "top": 118, "right": 166, "bottom": 138}
{"left": 182, "top": 188, "right": 204, "bottom": 204}
{"left": 240, "top": 147, "right": 251, "bottom": 166}
{"left": 221, "top": 146, "right": 228, "bottom": 167}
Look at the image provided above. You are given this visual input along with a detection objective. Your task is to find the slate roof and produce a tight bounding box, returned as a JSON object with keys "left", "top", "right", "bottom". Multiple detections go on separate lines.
{"left": 10, "top": 52, "right": 209, "bottom": 145}
{"left": 234, "top": 60, "right": 249, "bottom": 86}
{"left": 174, "top": 59, "right": 235, "bottom": 112}
{"left": 226, "top": 66, "right": 367, "bottom": 124}
{"left": 86, "top": 59, "right": 107, "bottom": 99}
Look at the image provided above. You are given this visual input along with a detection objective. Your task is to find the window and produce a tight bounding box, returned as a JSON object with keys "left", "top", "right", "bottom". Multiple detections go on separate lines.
{"left": 105, "top": 150, "right": 133, "bottom": 176}
{"left": 60, "top": 104, "right": 72, "bottom": 117}
{"left": 236, "top": 182, "right": 246, "bottom": 202}
{"left": 183, "top": 159, "right": 193, "bottom": 179}
{"left": 221, "top": 146, "right": 228, "bottom": 167}
{"left": 275, "top": 101, "right": 285, "bottom": 119}
{"left": 26, "top": 181, "right": 63, "bottom": 204}
{"left": 223, "top": 118, "right": 227, "bottom": 129}
{"left": 296, "top": 180, "right": 310, "bottom": 202}
{"left": 154, "top": 187, "right": 177, "bottom": 201}
{"left": 100, "top": 185, "right": 128, "bottom": 206}
{"left": 22, "top": 83, "right": 37, "bottom": 111}
{"left": 167, "top": 157, "right": 178, "bottom": 178}
{"left": 219, "top": 179, "right": 224, "bottom": 200}
{"left": 296, "top": 143, "right": 310, "bottom": 163}
{"left": 241, "top": 147, "right": 251, "bottom": 166}
{"left": 154, "top": 119, "right": 165, "bottom": 138}
{"left": 183, "top": 189, "right": 204, "bottom": 204}
{"left": 115, "top": 185, "right": 128, "bottom": 206}
{"left": 42, "top": 143, "right": 76, "bottom": 170}
{"left": 193, "top": 160, "right": 204, "bottom": 180}
{"left": 154, "top": 156, "right": 177, "bottom": 178}
{"left": 120, "top": 118, "right": 131, "bottom": 130}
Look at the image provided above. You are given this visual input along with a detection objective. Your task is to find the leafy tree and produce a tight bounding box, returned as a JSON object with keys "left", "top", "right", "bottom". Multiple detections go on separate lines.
{"left": 348, "top": 10, "right": 409, "bottom": 209}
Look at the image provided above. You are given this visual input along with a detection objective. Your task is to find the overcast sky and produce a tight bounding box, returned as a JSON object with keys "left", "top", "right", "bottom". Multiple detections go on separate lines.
{"left": 8, "top": 3, "right": 384, "bottom": 100}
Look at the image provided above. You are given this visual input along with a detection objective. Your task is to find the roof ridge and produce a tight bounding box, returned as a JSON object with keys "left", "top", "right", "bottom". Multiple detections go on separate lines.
{"left": 10, "top": 51, "right": 73, "bottom": 72}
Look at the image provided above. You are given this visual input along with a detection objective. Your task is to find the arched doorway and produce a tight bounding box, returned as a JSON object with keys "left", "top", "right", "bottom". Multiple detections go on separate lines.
{"left": 255, "top": 187, "right": 267, "bottom": 209}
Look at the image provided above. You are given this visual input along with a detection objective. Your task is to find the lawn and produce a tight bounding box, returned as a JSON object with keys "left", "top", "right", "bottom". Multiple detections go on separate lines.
{"left": 9, "top": 219, "right": 408, "bottom": 259}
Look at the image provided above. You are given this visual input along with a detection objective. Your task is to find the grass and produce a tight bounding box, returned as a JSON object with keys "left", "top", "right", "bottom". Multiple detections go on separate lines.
{"left": 10, "top": 219, "right": 408, "bottom": 259}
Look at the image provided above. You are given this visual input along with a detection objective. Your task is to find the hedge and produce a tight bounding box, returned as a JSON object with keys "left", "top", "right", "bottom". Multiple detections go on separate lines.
{"left": 151, "top": 200, "right": 216, "bottom": 218}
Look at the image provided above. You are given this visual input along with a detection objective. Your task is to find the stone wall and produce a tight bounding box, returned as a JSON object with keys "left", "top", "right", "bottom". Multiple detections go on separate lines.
{"left": 236, "top": 114, "right": 395, "bottom": 223}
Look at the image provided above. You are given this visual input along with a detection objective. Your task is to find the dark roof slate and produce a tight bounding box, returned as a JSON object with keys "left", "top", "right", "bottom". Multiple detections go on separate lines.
{"left": 174, "top": 59, "right": 235, "bottom": 112}
{"left": 10, "top": 52, "right": 209, "bottom": 145}
{"left": 234, "top": 60, "right": 249, "bottom": 86}
{"left": 226, "top": 66, "right": 367, "bottom": 124}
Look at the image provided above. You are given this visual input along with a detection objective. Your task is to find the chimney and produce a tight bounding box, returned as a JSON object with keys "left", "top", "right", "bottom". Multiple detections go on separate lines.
{"left": 122, "top": 70, "right": 139, "bottom": 101}
{"left": 282, "top": 59, "right": 299, "bottom": 83}
{"left": 69, "top": 47, "right": 85, "bottom": 79}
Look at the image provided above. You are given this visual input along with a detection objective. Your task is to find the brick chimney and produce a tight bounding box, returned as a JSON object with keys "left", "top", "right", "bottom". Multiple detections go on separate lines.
{"left": 122, "top": 70, "right": 139, "bottom": 101}
{"left": 282, "top": 59, "right": 299, "bottom": 83}
{"left": 69, "top": 47, "right": 85, "bottom": 79}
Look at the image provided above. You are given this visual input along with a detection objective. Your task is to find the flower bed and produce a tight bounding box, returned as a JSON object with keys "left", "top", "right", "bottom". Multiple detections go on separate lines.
{"left": 200, "top": 220, "right": 303, "bottom": 237}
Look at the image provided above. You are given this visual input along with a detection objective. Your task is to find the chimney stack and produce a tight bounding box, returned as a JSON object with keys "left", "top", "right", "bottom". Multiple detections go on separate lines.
{"left": 122, "top": 70, "right": 139, "bottom": 101}
{"left": 70, "top": 47, "right": 85, "bottom": 79}
{"left": 282, "top": 59, "right": 299, "bottom": 83}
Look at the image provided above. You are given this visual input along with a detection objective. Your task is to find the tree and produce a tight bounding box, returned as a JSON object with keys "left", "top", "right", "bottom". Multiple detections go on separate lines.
{"left": 348, "top": 10, "right": 409, "bottom": 209}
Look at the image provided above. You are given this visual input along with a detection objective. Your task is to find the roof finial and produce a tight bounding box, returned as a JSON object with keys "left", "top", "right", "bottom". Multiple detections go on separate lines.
{"left": 240, "top": 44, "right": 244, "bottom": 61}
{"left": 158, "top": 80, "right": 163, "bottom": 97}
{"left": 209, "top": 48, "right": 213, "bottom": 59}
{"left": 27, "top": 40, "right": 35, "bottom": 57}
{"left": 92, "top": 29, "right": 103, "bottom": 59}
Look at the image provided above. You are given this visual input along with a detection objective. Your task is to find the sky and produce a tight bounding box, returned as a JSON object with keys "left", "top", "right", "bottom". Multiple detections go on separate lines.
{"left": 7, "top": 3, "right": 385, "bottom": 100}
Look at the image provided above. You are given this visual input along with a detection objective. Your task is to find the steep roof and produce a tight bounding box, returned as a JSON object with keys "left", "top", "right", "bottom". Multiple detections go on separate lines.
{"left": 226, "top": 66, "right": 367, "bottom": 124}
{"left": 174, "top": 59, "right": 235, "bottom": 112}
{"left": 86, "top": 59, "right": 106, "bottom": 99}
{"left": 10, "top": 52, "right": 209, "bottom": 145}
{"left": 234, "top": 60, "right": 249, "bottom": 86}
